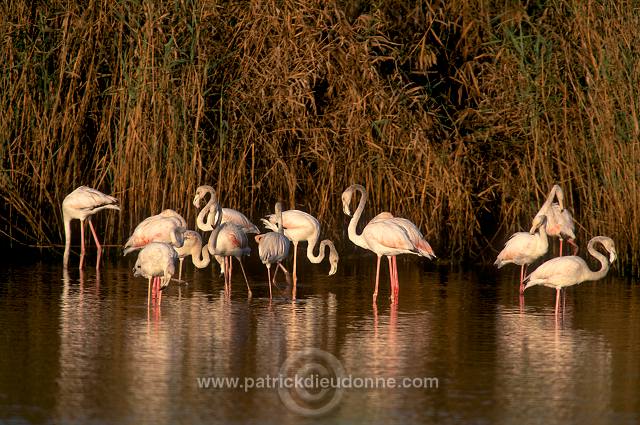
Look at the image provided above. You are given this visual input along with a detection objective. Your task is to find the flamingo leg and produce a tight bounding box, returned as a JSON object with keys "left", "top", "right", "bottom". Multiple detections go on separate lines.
{"left": 568, "top": 238, "right": 579, "bottom": 255}
{"left": 229, "top": 256, "right": 234, "bottom": 289}
{"left": 519, "top": 264, "right": 527, "bottom": 294}
{"left": 272, "top": 264, "right": 279, "bottom": 284}
{"left": 555, "top": 287, "right": 561, "bottom": 317}
{"left": 237, "top": 258, "right": 251, "bottom": 298}
{"left": 373, "top": 255, "right": 381, "bottom": 304}
{"left": 393, "top": 256, "right": 399, "bottom": 300}
{"left": 267, "top": 266, "right": 272, "bottom": 299}
{"left": 387, "top": 257, "right": 394, "bottom": 300}
{"left": 559, "top": 239, "right": 564, "bottom": 257}
{"left": 88, "top": 219, "right": 102, "bottom": 267}
{"left": 79, "top": 219, "right": 86, "bottom": 270}
{"left": 292, "top": 242, "right": 298, "bottom": 300}
{"left": 147, "top": 277, "right": 152, "bottom": 306}
{"left": 158, "top": 279, "right": 163, "bottom": 306}
{"left": 178, "top": 258, "right": 184, "bottom": 281}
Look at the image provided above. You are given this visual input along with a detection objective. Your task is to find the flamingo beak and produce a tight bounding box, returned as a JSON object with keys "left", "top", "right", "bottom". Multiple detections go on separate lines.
{"left": 192, "top": 195, "right": 201, "bottom": 207}
{"left": 609, "top": 251, "right": 617, "bottom": 263}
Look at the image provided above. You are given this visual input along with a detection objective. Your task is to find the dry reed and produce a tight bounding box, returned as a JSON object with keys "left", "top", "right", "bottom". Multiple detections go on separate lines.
{"left": 0, "top": 0, "right": 638, "bottom": 274}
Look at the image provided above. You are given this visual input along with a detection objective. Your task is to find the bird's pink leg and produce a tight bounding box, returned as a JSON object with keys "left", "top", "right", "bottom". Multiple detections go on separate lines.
{"left": 158, "top": 279, "right": 163, "bottom": 306}
{"left": 393, "top": 256, "right": 399, "bottom": 300}
{"left": 79, "top": 219, "right": 86, "bottom": 270}
{"left": 519, "top": 264, "right": 527, "bottom": 294}
{"left": 229, "top": 256, "right": 234, "bottom": 289}
{"left": 88, "top": 219, "right": 102, "bottom": 268}
{"left": 292, "top": 242, "right": 298, "bottom": 300}
{"left": 555, "top": 287, "right": 560, "bottom": 317}
{"left": 272, "top": 264, "right": 279, "bottom": 285}
{"left": 387, "top": 257, "right": 394, "bottom": 300}
{"left": 147, "top": 277, "right": 152, "bottom": 306}
{"left": 373, "top": 255, "right": 381, "bottom": 304}
{"left": 568, "top": 238, "right": 579, "bottom": 255}
{"left": 267, "top": 266, "right": 272, "bottom": 299}
{"left": 237, "top": 258, "right": 251, "bottom": 298}
{"left": 559, "top": 239, "right": 564, "bottom": 257}
{"left": 178, "top": 258, "right": 184, "bottom": 281}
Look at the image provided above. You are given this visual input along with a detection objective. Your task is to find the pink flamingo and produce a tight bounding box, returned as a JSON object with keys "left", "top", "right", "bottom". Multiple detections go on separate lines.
{"left": 369, "top": 211, "right": 436, "bottom": 299}
{"left": 207, "top": 203, "right": 252, "bottom": 297}
{"left": 524, "top": 236, "right": 616, "bottom": 317}
{"left": 341, "top": 184, "right": 423, "bottom": 304}
{"left": 261, "top": 209, "right": 339, "bottom": 299}
{"left": 123, "top": 212, "right": 186, "bottom": 255}
{"left": 174, "top": 230, "right": 211, "bottom": 280}
{"left": 62, "top": 186, "right": 120, "bottom": 270}
{"left": 255, "top": 202, "right": 291, "bottom": 299}
{"left": 494, "top": 215, "right": 549, "bottom": 293}
{"left": 535, "top": 185, "right": 577, "bottom": 256}
{"left": 194, "top": 185, "right": 259, "bottom": 234}
{"left": 133, "top": 242, "right": 178, "bottom": 306}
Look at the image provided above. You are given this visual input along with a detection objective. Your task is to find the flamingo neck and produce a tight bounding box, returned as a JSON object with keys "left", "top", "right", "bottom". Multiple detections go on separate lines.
{"left": 208, "top": 204, "right": 224, "bottom": 253}
{"left": 348, "top": 186, "right": 369, "bottom": 250}
{"left": 584, "top": 239, "right": 610, "bottom": 282}
{"left": 192, "top": 243, "right": 210, "bottom": 268}
{"left": 196, "top": 188, "right": 216, "bottom": 231}
{"left": 305, "top": 232, "right": 324, "bottom": 264}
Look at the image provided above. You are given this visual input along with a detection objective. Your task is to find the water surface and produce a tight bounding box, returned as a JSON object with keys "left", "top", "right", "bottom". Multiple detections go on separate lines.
{"left": 1, "top": 254, "right": 639, "bottom": 424}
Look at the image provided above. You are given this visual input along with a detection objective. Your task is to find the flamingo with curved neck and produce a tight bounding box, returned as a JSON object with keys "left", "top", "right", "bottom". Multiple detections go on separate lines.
{"left": 524, "top": 236, "right": 616, "bottom": 317}
{"left": 261, "top": 209, "right": 339, "bottom": 299}
{"left": 341, "top": 184, "right": 419, "bottom": 304}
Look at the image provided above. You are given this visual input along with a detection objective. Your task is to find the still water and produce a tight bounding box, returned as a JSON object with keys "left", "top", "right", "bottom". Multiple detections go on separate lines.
{"left": 1, "top": 253, "right": 639, "bottom": 425}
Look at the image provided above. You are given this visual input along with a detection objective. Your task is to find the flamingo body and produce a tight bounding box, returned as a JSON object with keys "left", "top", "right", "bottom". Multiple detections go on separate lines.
{"left": 133, "top": 242, "right": 178, "bottom": 305}
{"left": 124, "top": 216, "right": 185, "bottom": 255}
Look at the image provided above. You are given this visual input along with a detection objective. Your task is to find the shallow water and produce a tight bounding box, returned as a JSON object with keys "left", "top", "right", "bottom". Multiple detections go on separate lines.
{"left": 0, "top": 253, "right": 639, "bottom": 425}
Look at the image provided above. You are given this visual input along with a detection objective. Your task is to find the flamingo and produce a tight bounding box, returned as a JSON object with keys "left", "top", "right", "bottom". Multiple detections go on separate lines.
{"left": 524, "top": 236, "right": 616, "bottom": 317}
{"left": 193, "top": 185, "right": 257, "bottom": 275}
{"left": 207, "top": 203, "right": 252, "bottom": 297}
{"left": 535, "top": 184, "right": 577, "bottom": 256}
{"left": 62, "top": 186, "right": 120, "bottom": 270}
{"left": 255, "top": 202, "right": 291, "bottom": 299}
{"left": 494, "top": 214, "right": 549, "bottom": 294}
{"left": 341, "top": 184, "right": 420, "bottom": 304}
{"left": 261, "top": 209, "right": 339, "bottom": 299}
{"left": 174, "top": 230, "right": 211, "bottom": 280}
{"left": 369, "top": 211, "right": 436, "bottom": 299}
{"left": 193, "top": 185, "right": 260, "bottom": 234}
{"left": 123, "top": 214, "right": 185, "bottom": 255}
{"left": 133, "top": 242, "right": 178, "bottom": 306}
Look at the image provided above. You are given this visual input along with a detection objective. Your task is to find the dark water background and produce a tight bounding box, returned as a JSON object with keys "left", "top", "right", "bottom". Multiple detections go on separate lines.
{"left": 1, "top": 251, "right": 639, "bottom": 425}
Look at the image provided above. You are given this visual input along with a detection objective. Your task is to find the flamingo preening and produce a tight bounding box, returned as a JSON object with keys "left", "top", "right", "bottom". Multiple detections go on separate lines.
{"left": 535, "top": 184, "right": 577, "bottom": 256}
{"left": 341, "top": 184, "right": 434, "bottom": 304}
{"left": 123, "top": 213, "right": 186, "bottom": 255}
{"left": 255, "top": 202, "right": 291, "bottom": 299}
{"left": 494, "top": 215, "right": 549, "bottom": 294}
{"left": 62, "top": 186, "right": 120, "bottom": 270}
{"left": 524, "top": 236, "right": 616, "bottom": 317}
{"left": 261, "top": 209, "right": 339, "bottom": 299}
{"left": 133, "top": 242, "right": 178, "bottom": 306}
{"left": 207, "top": 203, "right": 252, "bottom": 297}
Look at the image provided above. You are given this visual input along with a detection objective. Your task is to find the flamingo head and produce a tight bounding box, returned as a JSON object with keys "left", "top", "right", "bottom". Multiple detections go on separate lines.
{"left": 341, "top": 188, "right": 354, "bottom": 216}
{"left": 529, "top": 214, "right": 547, "bottom": 234}
{"left": 193, "top": 185, "right": 216, "bottom": 208}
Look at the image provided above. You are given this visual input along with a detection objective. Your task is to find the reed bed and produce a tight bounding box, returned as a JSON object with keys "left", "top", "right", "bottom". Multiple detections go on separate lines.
{"left": 0, "top": 0, "right": 638, "bottom": 274}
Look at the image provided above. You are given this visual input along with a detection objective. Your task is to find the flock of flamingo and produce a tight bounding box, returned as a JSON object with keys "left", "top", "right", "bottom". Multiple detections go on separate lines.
{"left": 61, "top": 183, "right": 616, "bottom": 315}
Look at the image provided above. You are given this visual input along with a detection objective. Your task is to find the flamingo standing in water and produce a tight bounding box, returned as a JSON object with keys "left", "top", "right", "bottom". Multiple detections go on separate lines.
{"left": 369, "top": 211, "right": 436, "bottom": 299}
{"left": 255, "top": 202, "right": 291, "bottom": 299}
{"left": 494, "top": 215, "right": 549, "bottom": 293}
{"left": 524, "top": 236, "right": 616, "bottom": 317}
{"left": 193, "top": 185, "right": 258, "bottom": 275}
{"left": 62, "top": 186, "right": 120, "bottom": 270}
{"left": 341, "top": 184, "right": 424, "bottom": 304}
{"left": 261, "top": 209, "right": 339, "bottom": 299}
{"left": 133, "top": 242, "right": 178, "bottom": 306}
{"left": 535, "top": 185, "right": 577, "bottom": 256}
{"left": 207, "top": 203, "right": 252, "bottom": 297}
{"left": 174, "top": 230, "right": 211, "bottom": 280}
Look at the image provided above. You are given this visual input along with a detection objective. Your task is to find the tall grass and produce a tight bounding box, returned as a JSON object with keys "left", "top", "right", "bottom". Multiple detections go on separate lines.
{"left": 0, "top": 0, "right": 638, "bottom": 273}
